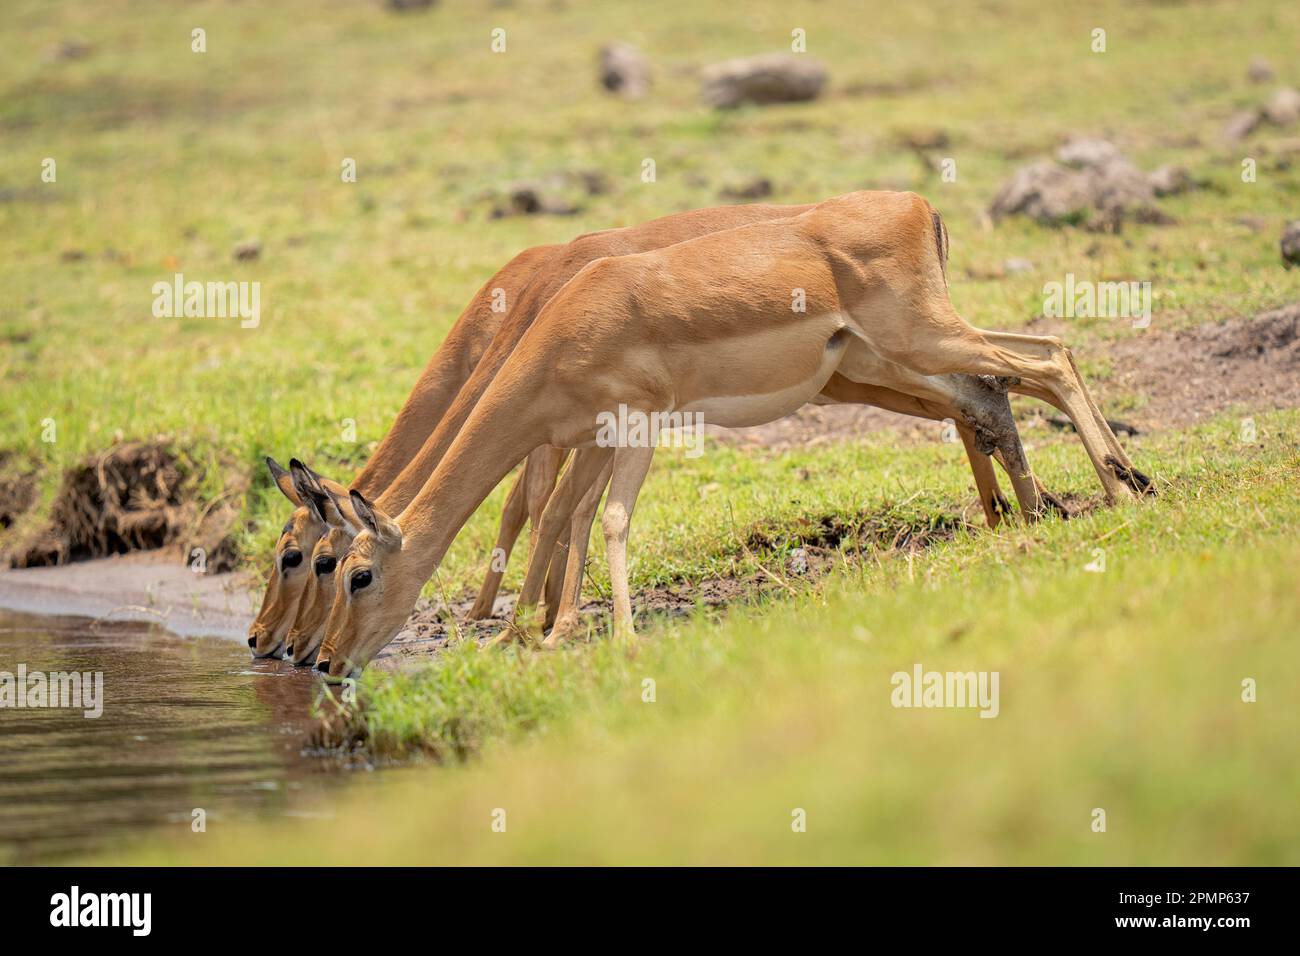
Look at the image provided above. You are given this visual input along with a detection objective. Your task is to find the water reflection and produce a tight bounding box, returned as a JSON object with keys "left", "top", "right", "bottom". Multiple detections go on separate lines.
{"left": 0, "top": 610, "right": 350, "bottom": 864}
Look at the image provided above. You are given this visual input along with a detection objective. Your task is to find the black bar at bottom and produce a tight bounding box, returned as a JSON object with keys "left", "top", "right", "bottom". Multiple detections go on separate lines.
{"left": 0, "top": 867, "right": 1285, "bottom": 941}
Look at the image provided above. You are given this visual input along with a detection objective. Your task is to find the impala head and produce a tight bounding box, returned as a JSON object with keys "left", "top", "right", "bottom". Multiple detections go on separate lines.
{"left": 247, "top": 457, "right": 359, "bottom": 659}
{"left": 285, "top": 494, "right": 361, "bottom": 667}
{"left": 316, "top": 490, "right": 421, "bottom": 681}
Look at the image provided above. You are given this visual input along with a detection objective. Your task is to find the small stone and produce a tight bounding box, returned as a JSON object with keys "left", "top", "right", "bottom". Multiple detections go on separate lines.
{"left": 1223, "top": 109, "right": 1262, "bottom": 142}
{"left": 1247, "top": 55, "right": 1276, "bottom": 84}
{"left": 1262, "top": 87, "right": 1300, "bottom": 127}
{"left": 700, "top": 54, "right": 828, "bottom": 109}
{"left": 1282, "top": 221, "right": 1300, "bottom": 268}
{"left": 598, "top": 42, "right": 651, "bottom": 99}
{"left": 719, "top": 177, "right": 773, "bottom": 201}
{"left": 1148, "top": 164, "right": 1194, "bottom": 197}
{"left": 232, "top": 239, "right": 261, "bottom": 261}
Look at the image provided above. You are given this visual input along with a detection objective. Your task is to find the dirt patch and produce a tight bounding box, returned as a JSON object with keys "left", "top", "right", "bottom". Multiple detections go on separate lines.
{"left": 364, "top": 504, "right": 981, "bottom": 666}
{"left": 3, "top": 441, "right": 246, "bottom": 571}
{"left": 1107, "top": 304, "right": 1300, "bottom": 429}
{"left": 713, "top": 403, "right": 940, "bottom": 451}
{"left": 0, "top": 454, "right": 37, "bottom": 531}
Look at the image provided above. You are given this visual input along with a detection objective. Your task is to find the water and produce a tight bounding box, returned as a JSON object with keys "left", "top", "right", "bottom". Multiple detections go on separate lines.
{"left": 0, "top": 610, "right": 357, "bottom": 864}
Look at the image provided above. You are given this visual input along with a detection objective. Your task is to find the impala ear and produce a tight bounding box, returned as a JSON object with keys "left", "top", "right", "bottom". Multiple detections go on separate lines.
{"left": 349, "top": 490, "right": 402, "bottom": 546}
{"left": 266, "top": 457, "right": 302, "bottom": 506}
{"left": 290, "top": 459, "right": 334, "bottom": 524}
{"left": 319, "top": 484, "right": 361, "bottom": 533}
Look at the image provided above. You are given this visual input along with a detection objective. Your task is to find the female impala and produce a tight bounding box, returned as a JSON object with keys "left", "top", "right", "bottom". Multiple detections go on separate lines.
{"left": 282, "top": 201, "right": 1056, "bottom": 665}
{"left": 315, "top": 191, "right": 1150, "bottom": 678}
{"left": 247, "top": 244, "right": 558, "bottom": 659}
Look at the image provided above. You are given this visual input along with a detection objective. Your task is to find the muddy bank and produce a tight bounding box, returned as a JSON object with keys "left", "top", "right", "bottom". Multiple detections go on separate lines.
{"left": 1, "top": 440, "right": 246, "bottom": 571}
{"left": 366, "top": 502, "right": 995, "bottom": 668}
{"left": 0, "top": 554, "right": 257, "bottom": 641}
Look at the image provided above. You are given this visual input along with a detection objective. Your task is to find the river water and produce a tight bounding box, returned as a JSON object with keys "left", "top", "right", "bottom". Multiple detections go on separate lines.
{"left": 0, "top": 610, "right": 359, "bottom": 864}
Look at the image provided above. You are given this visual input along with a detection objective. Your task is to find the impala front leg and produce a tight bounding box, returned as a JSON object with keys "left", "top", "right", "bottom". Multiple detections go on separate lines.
{"left": 513, "top": 447, "right": 614, "bottom": 639}
{"left": 543, "top": 457, "right": 613, "bottom": 649}
{"left": 466, "top": 462, "right": 531, "bottom": 620}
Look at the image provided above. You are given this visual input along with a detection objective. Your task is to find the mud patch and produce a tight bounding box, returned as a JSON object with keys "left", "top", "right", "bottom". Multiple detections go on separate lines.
{"left": 4, "top": 441, "right": 247, "bottom": 570}
{"left": 1108, "top": 304, "right": 1300, "bottom": 429}
{"left": 365, "top": 504, "right": 977, "bottom": 666}
{"left": 0, "top": 453, "right": 37, "bottom": 531}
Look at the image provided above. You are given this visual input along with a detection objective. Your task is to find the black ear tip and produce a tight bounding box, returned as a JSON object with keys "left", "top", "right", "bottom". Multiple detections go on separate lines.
{"left": 265, "top": 456, "right": 286, "bottom": 475}
{"left": 289, "top": 457, "right": 304, "bottom": 470}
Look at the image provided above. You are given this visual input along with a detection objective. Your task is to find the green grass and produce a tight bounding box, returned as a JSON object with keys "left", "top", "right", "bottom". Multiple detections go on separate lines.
{"left": 114, "top": 411, "right": 1300, "bottom": 864}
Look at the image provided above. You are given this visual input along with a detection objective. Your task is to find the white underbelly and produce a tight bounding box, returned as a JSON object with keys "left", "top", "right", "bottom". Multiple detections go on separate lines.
{"left": 679, "top": 327, "right": 849, "bottom": 428}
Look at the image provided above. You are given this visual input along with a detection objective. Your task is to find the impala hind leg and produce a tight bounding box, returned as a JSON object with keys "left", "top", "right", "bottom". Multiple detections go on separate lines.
{"left": 908, "top": 324, "right": 1142, "bottom": 504}
{"left": 514, "top": 447, "right": 614, "bottom": 638}
{"left": 957, "top": 426, "right": 1011, "bottom": 527}
{"left": 466, "top": 463, "right": 530, "bottom": 620}
{"left": 542, "top": 458, "right": 613, "bottom": 649}
{"left": 603, "top": 445, "right": 655, "bottom": 640}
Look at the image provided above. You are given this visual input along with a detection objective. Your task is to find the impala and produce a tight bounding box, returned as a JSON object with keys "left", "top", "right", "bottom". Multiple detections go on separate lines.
{"left": 315, "top": 191, "right": 1150, "bottom": 678}
{"left": 282, "top": 201, "right": 1057, "bottom": 665}
{"left": 248, "top": 243, "right": 561, "bottom": 658}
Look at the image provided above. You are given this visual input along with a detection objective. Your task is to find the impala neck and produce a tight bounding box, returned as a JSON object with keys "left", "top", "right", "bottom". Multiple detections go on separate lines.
{"left": 375, "top": 311, "right": 525, "bottom": 511}
{"left": 395, "top": 384, "right": 546, "bottom": 584}
{"left": 349, "top": 317, "right": 486, "bottom": 497}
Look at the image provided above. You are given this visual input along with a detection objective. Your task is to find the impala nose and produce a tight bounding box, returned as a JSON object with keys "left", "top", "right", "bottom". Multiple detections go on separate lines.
{"left": 286, "top": 644, "right": 294, "bottom": 656}
{"left": 316, "top": 659, "right": 330, "bottom": 673}
{"left": 247, "top": 637, "right": 256, "bottom": 648}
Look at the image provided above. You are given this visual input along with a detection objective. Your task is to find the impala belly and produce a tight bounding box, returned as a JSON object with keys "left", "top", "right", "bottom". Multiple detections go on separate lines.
{"left": 674, "top": 317, "right": 849, "bottom": 428}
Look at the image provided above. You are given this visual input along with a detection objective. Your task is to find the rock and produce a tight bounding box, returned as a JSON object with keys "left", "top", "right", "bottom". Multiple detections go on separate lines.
{"left": 1262, "top": 87, "right": 1300, "bottom": 127}
{"left": 232, "top": 239, "right": 261, "bottom": 261}
{"left": 719, "top": 177, "right": 773, "bottom": 201}
{"left": 1223, "top": 109, "right": 1262, "bottom": 142}
{"left": 492, "top": 185, "right": 579, "bottom": 218}
{"left": 1148, "top": 164, "right": 1194, "bottom": 197}
{"left": 991, "top": 142, "right": 1163, "bottom": 228}
{"left": 1087, "top": 156, "right": 1159, "bottom": 219}
{"left": 989, "top": 161, "right": 1093, "bottom": 224}
{"left": 1002, "top": 257, "right": 1034, "bottom": 276}
{"left": 599, "top": 42, "right": 651, "bottom": 99}
{"left": 1247, "top": 55, "right": 1276, "bottom": 84}
{"left": 1056, "top": 137, "right": 1123, "bottom": 170}
{"left": 1282, "top": 221, "right": 1300, "bottom": 268}
{"left": 48, "top": 39, "right": 93, "bottom": 62}
{"left": 487, "top": 169, "right": 608, "bottom": 218}
{"left": 700, "top": 54, "right": 828, "bottom": 109}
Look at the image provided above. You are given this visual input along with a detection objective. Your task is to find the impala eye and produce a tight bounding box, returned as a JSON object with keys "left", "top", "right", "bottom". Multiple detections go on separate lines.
{"left": 314, "top": 555, "right": 337, "bottom": 576}
{"left": 350, "top": 569, "right": 372, "bottom": 592}
{"left": 281, "top": 550, "right": 303, "bottom": 571}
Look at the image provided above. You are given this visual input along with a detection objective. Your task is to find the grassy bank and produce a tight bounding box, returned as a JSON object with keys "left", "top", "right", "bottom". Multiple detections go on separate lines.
{"left": 112, "top": 411, "right": 1299, "bottom": 864}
